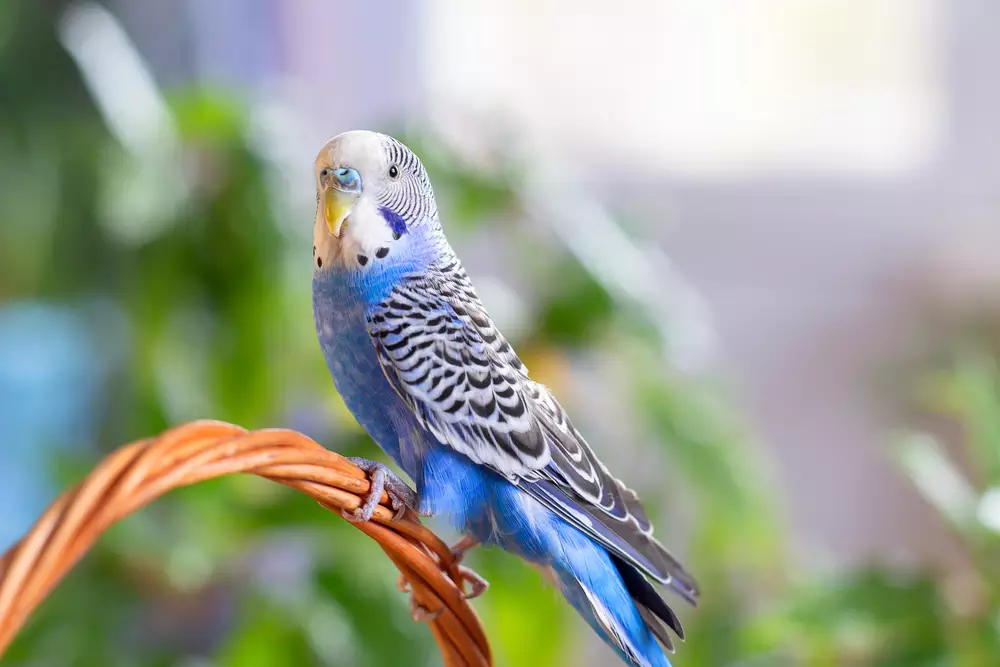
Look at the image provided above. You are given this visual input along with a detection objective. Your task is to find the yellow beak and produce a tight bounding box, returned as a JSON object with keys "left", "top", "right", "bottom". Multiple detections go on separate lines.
{"left": 323, "top": 188, "right": 358, "bottom": 238}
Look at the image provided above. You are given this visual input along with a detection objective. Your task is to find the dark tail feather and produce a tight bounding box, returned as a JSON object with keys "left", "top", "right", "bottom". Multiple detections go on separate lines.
{"left": 612, "top": 555, "right": 685, "bottom": 651}
{"left": 637, "top": 606, "right": 675, "bottom": 653}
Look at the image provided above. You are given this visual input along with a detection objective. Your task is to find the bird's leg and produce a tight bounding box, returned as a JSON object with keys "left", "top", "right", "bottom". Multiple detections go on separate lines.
{"left": 451, "top": 534, "right": 479, "bottom": 562}
{"left": 450, "top": 536, "right": 489, "bottom": 600}
{"left": 398, "top": 534, "right": 489, "bottom": 621}
{"left": 342, "top": 457, "right": 418, "bottom": 523}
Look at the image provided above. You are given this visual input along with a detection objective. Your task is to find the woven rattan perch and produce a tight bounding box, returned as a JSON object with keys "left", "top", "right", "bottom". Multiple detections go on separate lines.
{"left": 0, "top": 420, "right": 493, "bottom": 667}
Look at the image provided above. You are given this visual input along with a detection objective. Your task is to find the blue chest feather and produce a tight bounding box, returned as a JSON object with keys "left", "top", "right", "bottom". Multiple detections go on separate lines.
{"left": 313, "top": 267, "right": 412, "bottom": 471}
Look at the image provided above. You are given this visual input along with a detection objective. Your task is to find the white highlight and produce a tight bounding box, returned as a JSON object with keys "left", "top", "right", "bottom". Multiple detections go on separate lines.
{"left": 58, "top": 2, "right": 178, "bottom": 157}
{"left": 977, "top": 488, "right": 1000, "bottom": 534}
{"left": 424, "top": 0, "right": 944, "bottom": 177}
{"left": 58, "top": 2, "right": 190, "bottom": 246}
{"left": 897, "top": 432, "right": 977, "bottom": 528}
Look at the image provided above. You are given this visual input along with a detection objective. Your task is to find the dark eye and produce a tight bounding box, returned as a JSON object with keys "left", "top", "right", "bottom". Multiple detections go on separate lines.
{"left": 388, "top": 164, "right": 399, "bottom": 179}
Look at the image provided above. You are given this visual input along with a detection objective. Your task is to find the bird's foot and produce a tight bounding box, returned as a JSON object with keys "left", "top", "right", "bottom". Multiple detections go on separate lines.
{"left": 397, "top": 535, "right": 489, "bottom": 622}
{"left": 396, "top": 567, "right": 488, "bottom": 605}
{"left": 449, "top": 535, "right": 489, "bottom": 599}
{"left": 409, "top": 594, "right": 442, "bottom": 622}
{"left": 342, "top": 457, "right": 417, "bottom": 523}
{"left": 454, "top": 565, "right": 489, "bottom": 600}
{"left": 395, "top": 570, "right": 444, "bottom": 621}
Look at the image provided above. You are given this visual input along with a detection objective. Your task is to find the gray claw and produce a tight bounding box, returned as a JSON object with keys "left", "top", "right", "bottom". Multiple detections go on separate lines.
{"left": 343, "top": 457, "right": 417, "bottom": 522}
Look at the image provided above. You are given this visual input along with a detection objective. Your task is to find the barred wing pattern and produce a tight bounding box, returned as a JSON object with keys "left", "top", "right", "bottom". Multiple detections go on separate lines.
{"left": 366, "top": 256, "right": 699, "bottom": 603}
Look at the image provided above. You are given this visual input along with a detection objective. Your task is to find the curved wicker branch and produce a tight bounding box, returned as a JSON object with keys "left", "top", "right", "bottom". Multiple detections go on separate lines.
{"left": 0, "top": 420, "right": 492, "bottom": 667}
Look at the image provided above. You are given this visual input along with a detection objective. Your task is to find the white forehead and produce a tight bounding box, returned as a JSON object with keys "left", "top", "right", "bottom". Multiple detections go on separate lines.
{"left": 314, "top": 130, "right": 387, "bottom": 175}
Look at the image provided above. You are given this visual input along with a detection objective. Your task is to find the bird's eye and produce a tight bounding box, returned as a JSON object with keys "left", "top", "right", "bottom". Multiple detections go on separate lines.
{"left": 388, "top": 164, "right": 399, "bottom": 180}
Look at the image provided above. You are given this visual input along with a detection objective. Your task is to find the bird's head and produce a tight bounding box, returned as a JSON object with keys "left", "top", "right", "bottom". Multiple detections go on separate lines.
{"left": 313, "top": 130, "right": 437, "bottom": 271}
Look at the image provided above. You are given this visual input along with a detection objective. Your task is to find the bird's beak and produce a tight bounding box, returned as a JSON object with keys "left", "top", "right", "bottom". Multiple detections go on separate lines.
{"left": 322, "top": 188, "right": 359, "bottom": 238}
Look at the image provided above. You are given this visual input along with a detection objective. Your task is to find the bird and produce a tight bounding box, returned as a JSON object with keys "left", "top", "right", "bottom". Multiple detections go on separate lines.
{"left": 311, "top": 130, "right": 699, "bottom": 667}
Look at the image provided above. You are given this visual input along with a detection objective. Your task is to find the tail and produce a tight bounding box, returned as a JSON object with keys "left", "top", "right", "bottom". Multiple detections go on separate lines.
{"left": 552, "top": 524, "right": 685, "bottom": 667}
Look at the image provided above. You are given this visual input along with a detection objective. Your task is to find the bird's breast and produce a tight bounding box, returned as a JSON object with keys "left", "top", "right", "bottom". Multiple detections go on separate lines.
{"left": 312, "top": 270, "right": 412, "bottom": 471}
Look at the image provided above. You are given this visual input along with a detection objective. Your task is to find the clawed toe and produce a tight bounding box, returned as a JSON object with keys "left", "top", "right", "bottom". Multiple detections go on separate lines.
{"left": 341, "top": 506, "right": 373, "bottom": 523}
{"left": 397, "top": 574, "right": 436, "bottom": 621}
{"left": 455, "top": 565, "right": 489, "bottom": 599}
{"left": 388, "top": 497, "right": 409, "bottom": 520}
{"left": 409, "top": 593, "right": 442, "bottom": 622}
{"left": 384, "top": 480, "right": 417, "bottom": 519}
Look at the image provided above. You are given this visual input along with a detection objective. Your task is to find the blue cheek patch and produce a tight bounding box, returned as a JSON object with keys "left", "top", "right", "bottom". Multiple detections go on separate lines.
{"left": 379, "top": 206, "right": 407, "bottom": 238}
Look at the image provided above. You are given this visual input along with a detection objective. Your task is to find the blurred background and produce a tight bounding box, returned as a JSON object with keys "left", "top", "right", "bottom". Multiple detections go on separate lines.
{"left": 2, "top": 0, "right": 1000, "bottom": 665}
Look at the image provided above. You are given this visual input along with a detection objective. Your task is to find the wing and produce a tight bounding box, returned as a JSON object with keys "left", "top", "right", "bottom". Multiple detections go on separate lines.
{"left": 367, "top": 257, "right": 698, "bottom": 603}
{"left": 366, "top": 260, "right": 548, "bottom": 479}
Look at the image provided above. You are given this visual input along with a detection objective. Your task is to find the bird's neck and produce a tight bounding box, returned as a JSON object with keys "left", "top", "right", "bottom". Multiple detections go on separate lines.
{"left": 313, "top": 225, "right": 446, "bottom": 308}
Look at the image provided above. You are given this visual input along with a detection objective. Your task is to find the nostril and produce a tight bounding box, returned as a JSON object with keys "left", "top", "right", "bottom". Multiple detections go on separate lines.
{"left": 320, "top": 168, "right": 331, "bottom": 178}
{"left": 331, "top": 167, "right": 362, "bottom": 192}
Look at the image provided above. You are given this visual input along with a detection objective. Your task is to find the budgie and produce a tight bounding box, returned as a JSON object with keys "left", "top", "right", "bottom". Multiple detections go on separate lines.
{"left": 311, "top": 130, "right": 699, "bottom": 667}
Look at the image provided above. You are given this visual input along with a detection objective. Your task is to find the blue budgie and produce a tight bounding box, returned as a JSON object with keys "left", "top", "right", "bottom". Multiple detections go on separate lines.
{"left": 312, "top": 131, "right": 698, "bottom": 666}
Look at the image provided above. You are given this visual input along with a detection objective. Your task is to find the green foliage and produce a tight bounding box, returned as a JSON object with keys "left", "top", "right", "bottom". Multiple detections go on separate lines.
{"left": 532, "top": 260, "right": 616, "bottom": 348}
